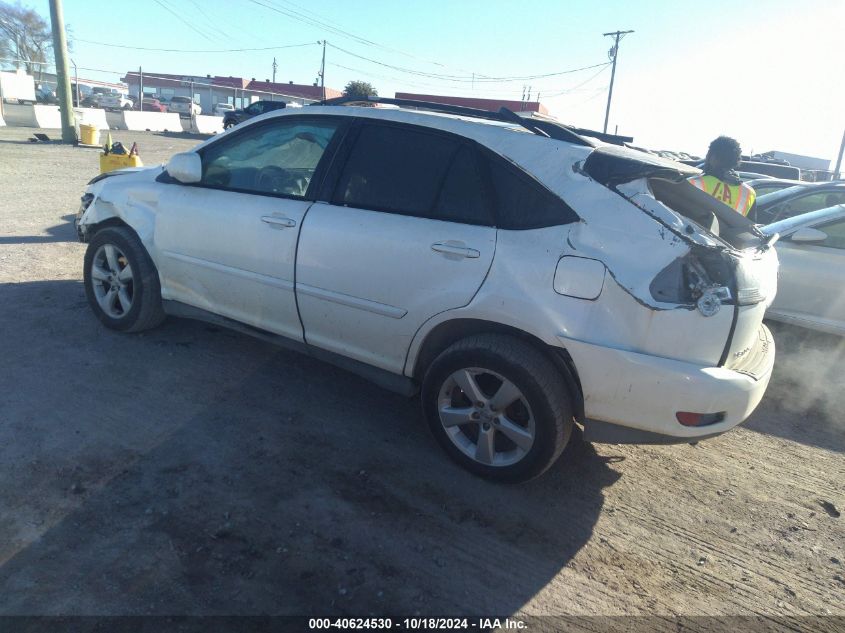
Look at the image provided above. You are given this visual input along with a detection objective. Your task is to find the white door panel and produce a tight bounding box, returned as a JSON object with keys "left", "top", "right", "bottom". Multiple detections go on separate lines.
{"left": 296, "top": 202, "right": 496, "bottom": 373}
{"left": 772, "top": 242, "right": 845, "bottom": 330}
{"left": 155, "top": 185, "right": 310, "bottom": 340}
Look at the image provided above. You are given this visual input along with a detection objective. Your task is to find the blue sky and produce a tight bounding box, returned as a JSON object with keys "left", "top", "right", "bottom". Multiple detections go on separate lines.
{"left": 28, "top": 0, "right": 845, "bottom": 163}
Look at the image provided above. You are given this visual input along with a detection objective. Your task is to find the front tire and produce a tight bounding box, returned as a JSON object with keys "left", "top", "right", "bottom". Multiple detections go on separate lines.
{"left": 83, "top": 227, "right": 165, "bottom": 333}
{"left": 422, "top": 334, "right": 573, "bottom": 483}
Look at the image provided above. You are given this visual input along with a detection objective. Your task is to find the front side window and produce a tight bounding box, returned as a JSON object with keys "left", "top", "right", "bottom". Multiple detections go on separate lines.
{"left": 200, "top": 119, "right": 339, "bottom": 198}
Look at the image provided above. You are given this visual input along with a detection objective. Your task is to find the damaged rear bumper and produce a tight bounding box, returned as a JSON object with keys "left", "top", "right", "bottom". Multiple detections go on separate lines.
{"left": 558, "top": 325, "right": 775, "bottom": 443}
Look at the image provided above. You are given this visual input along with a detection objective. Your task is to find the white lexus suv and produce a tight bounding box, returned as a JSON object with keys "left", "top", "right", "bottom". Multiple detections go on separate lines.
{"left": 76, "top": 97, "right": 778, "bottom": 482}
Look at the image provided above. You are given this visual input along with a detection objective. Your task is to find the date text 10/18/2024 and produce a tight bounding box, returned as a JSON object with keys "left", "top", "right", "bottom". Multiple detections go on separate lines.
{"left": 308, "top": 617, "right": 527, "bottom": 630}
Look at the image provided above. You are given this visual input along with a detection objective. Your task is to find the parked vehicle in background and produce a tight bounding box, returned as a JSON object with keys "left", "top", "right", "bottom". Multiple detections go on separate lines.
{"left": 0, "top": 69, "right": 36, "bottom": 104}
{"left": 89, "top": 87, "right": 115, "bottom": 107}
{"left": 135, "top": 98, "right": 167, "bottom": 113}
{"left": 100, "top": 92, "right": 134, "bottom": 111}
{"left": 752, "top": 182, "right": 845, "bottom": 224}
{"left": 214, "top": 102, "right": 234, "bottom": 116}
{"left": 762, "top": 205, "right": 845, "bottom": 335}
{"left": 745, "top": 178, "right": 805, "bottom": 197}
{"left": 75, "top": 97, "right": 778, "bottom": 482}
{"left": 168, "top": 95, "right": 201, "bottom": 116}
{"left": 70, "top": 83, "right": 94, "bottom": 107}
{"left": 738, "top": 171, "right": 773, "bottom": 182}
{"left": 222, "top": 100, "right": 288, "bottom": 128}
{"left": 693, "top": 160, "right": 801, "bottom": 180}
{"left": 35, "top": 84, "right": 57, "bottom": 104}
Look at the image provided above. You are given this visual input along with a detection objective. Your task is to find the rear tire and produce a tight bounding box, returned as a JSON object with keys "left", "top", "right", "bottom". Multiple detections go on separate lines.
{"left": 83, "top": 227, "right": 166, "bottom": 333}
{"left": 422, "top": 334, "right": 573, "bottom": 483}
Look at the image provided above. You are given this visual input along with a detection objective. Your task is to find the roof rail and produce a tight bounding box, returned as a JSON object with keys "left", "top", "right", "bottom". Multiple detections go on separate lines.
{"left": 313, "top": 95, "right": 594, "bottom": 147}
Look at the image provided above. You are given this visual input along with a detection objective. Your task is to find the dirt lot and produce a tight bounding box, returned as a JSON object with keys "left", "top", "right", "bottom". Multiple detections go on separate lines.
{"left": 0, "top": 125, "right": 843, "bottom": 628}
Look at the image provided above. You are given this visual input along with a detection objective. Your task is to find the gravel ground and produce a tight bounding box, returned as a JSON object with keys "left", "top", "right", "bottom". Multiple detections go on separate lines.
{"left": 0, "top": 124, "right": 843, "bottom": 629}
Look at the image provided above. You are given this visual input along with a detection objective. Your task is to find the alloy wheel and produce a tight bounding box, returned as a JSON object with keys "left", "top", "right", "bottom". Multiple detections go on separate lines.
{"left": 90, "top": 244, "right": 135, "bottom": 318}
{"left": 437, "top": 367, "right": 536, "bottom": 467}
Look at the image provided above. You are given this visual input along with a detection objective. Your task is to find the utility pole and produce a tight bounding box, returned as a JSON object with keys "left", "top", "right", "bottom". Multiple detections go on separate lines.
{"left": 138, "top": 66, "right": 143, "bottom": 112}
{"left": 48, "top": 0, "right": 75, "bottom": 142}
{"left": 272, "top": 57, "right": 277, "bottom": 83}
{"left": 602, "top": 29, "right": 633, "bottom": 134}
{"left": 319, "top": 40, "right": 326, "bottom": 101}
{"left": 834, "top": 127, "right": 845, "bottom": 180}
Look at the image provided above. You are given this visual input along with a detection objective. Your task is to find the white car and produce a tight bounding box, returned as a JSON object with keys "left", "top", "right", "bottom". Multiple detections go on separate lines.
{"left": 75, "top": 98, "right": 778, "bottom": 482}
{"left": 99, "top": 92, "right": 133, "bottom": 111}
{"left": 762, "top": 205, "right": 845, "bottom": 335}
{"left": 214, "top": 103, "right": 234, "bottom": 116}
{"left": 168, "top": 95, "right": 201, "bottom": 116}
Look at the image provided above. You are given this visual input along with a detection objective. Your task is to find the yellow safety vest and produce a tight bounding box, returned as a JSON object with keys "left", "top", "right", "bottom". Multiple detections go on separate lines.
{"left": 688, "top": 174, "right": 756, "bottom": 216}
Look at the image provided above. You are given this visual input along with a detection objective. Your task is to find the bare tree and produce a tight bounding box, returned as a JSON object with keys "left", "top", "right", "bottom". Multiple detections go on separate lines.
{"left": 0, "top": 2, "right": 65, "bottom": 79}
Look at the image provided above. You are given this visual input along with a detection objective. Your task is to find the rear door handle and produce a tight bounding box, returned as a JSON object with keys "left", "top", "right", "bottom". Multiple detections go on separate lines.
{"left": 431, "top": 242, "right": 480, "bottom": 259}
{"left": 261, "top": 216, "right": 297, "bottom": 228}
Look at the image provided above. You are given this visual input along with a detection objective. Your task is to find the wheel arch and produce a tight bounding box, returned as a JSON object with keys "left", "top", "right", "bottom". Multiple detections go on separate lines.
{"left": 410, "top": 318, "right": 585, "bottom": 423}
{"left": 85, "top": 216, "right": 131, "bottom": 237}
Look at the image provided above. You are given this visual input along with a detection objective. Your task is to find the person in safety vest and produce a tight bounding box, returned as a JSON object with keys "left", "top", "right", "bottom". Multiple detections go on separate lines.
{"left": 688, "top": 136, "right": 756, "bottom": 216}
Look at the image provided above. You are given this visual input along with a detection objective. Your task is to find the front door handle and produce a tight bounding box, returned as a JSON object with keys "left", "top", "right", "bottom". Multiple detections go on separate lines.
{"left": 431, "top": 242, "right": 480, "bottom": 259}
{"left": 261, "top": 216, "right": 297, "bottom": 228}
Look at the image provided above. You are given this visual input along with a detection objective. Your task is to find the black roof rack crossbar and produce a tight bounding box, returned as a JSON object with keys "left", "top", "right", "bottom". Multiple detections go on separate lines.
{"left": 314, "top": 96, "right": 593, "bottom": 146}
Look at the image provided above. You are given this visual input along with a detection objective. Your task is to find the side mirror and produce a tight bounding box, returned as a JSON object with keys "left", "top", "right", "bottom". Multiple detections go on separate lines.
{"left": 789, "top": 227, "right": 828, "bottom": 244}
{"left": 166, "top": 152, "right": 202, "bottom": 184}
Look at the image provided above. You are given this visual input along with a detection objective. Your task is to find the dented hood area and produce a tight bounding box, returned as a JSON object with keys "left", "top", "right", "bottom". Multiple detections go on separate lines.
{"left": 583, "top": 144, "right": 700, "bottom": 187}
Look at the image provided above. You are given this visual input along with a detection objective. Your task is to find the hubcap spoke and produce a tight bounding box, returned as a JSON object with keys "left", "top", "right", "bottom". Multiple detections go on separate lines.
{"left": 117, "top": 264, "right": 133, "bottom": 282}
{"left": 475, "top": 426, "right": 496, "bottom": 465}
{"left": 489, "top": 379, "right": 522, "bottom": 412}
{"left": 439, "top": 406, "right": 475, "bottom": 428}
{"left": 497, "top": 415, "right": 534, "bottom": 451}
{"left": 453, "top": 369, "right": 486, "bottom": 404}
{"left": 106, "top": 287, "right": 119, "bottom": 313}
{"left": 117, "top": 288, "right": 132, "bottom": 313}
{"left": 104, "top": 244, "right": 120, "bottom": 274}
{"left": 91, "top": 265, "right": 110, "bottom": 281}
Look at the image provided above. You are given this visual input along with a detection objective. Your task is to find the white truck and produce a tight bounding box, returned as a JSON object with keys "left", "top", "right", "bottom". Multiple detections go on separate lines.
{"left": 0, "top": 69, "right": 36, "bottom": 104}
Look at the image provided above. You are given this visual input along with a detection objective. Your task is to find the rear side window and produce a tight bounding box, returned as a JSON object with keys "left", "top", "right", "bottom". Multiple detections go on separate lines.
{"left": 486, "top": 156, "right": 579, "bottom": 229}
{"left": 334, "top": 124, "right": 457, "bottom": 218}
{"left": 433, "top": 145, "right": 491, "bottom": 225}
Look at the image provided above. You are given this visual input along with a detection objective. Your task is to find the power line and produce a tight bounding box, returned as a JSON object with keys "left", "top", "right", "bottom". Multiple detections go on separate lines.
{"left": 328, "top": 42, "right": 611, "bottom": 83}
{"left": 541, "top": 63, "right": 612, "bottom": 98}
{"left": 74, "top": 38, "right": 318, "bottom": 53}
{"left": 249, "top": 0, "right": 490, "bottom": 78}
{"left": 152, "top": 0, "right": 217, "bottom": 43}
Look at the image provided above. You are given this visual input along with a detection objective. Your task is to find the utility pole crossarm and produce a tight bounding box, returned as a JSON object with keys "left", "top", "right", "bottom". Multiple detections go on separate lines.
{"left": 602, "top": 29, "right": 634, "bottom": 135}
